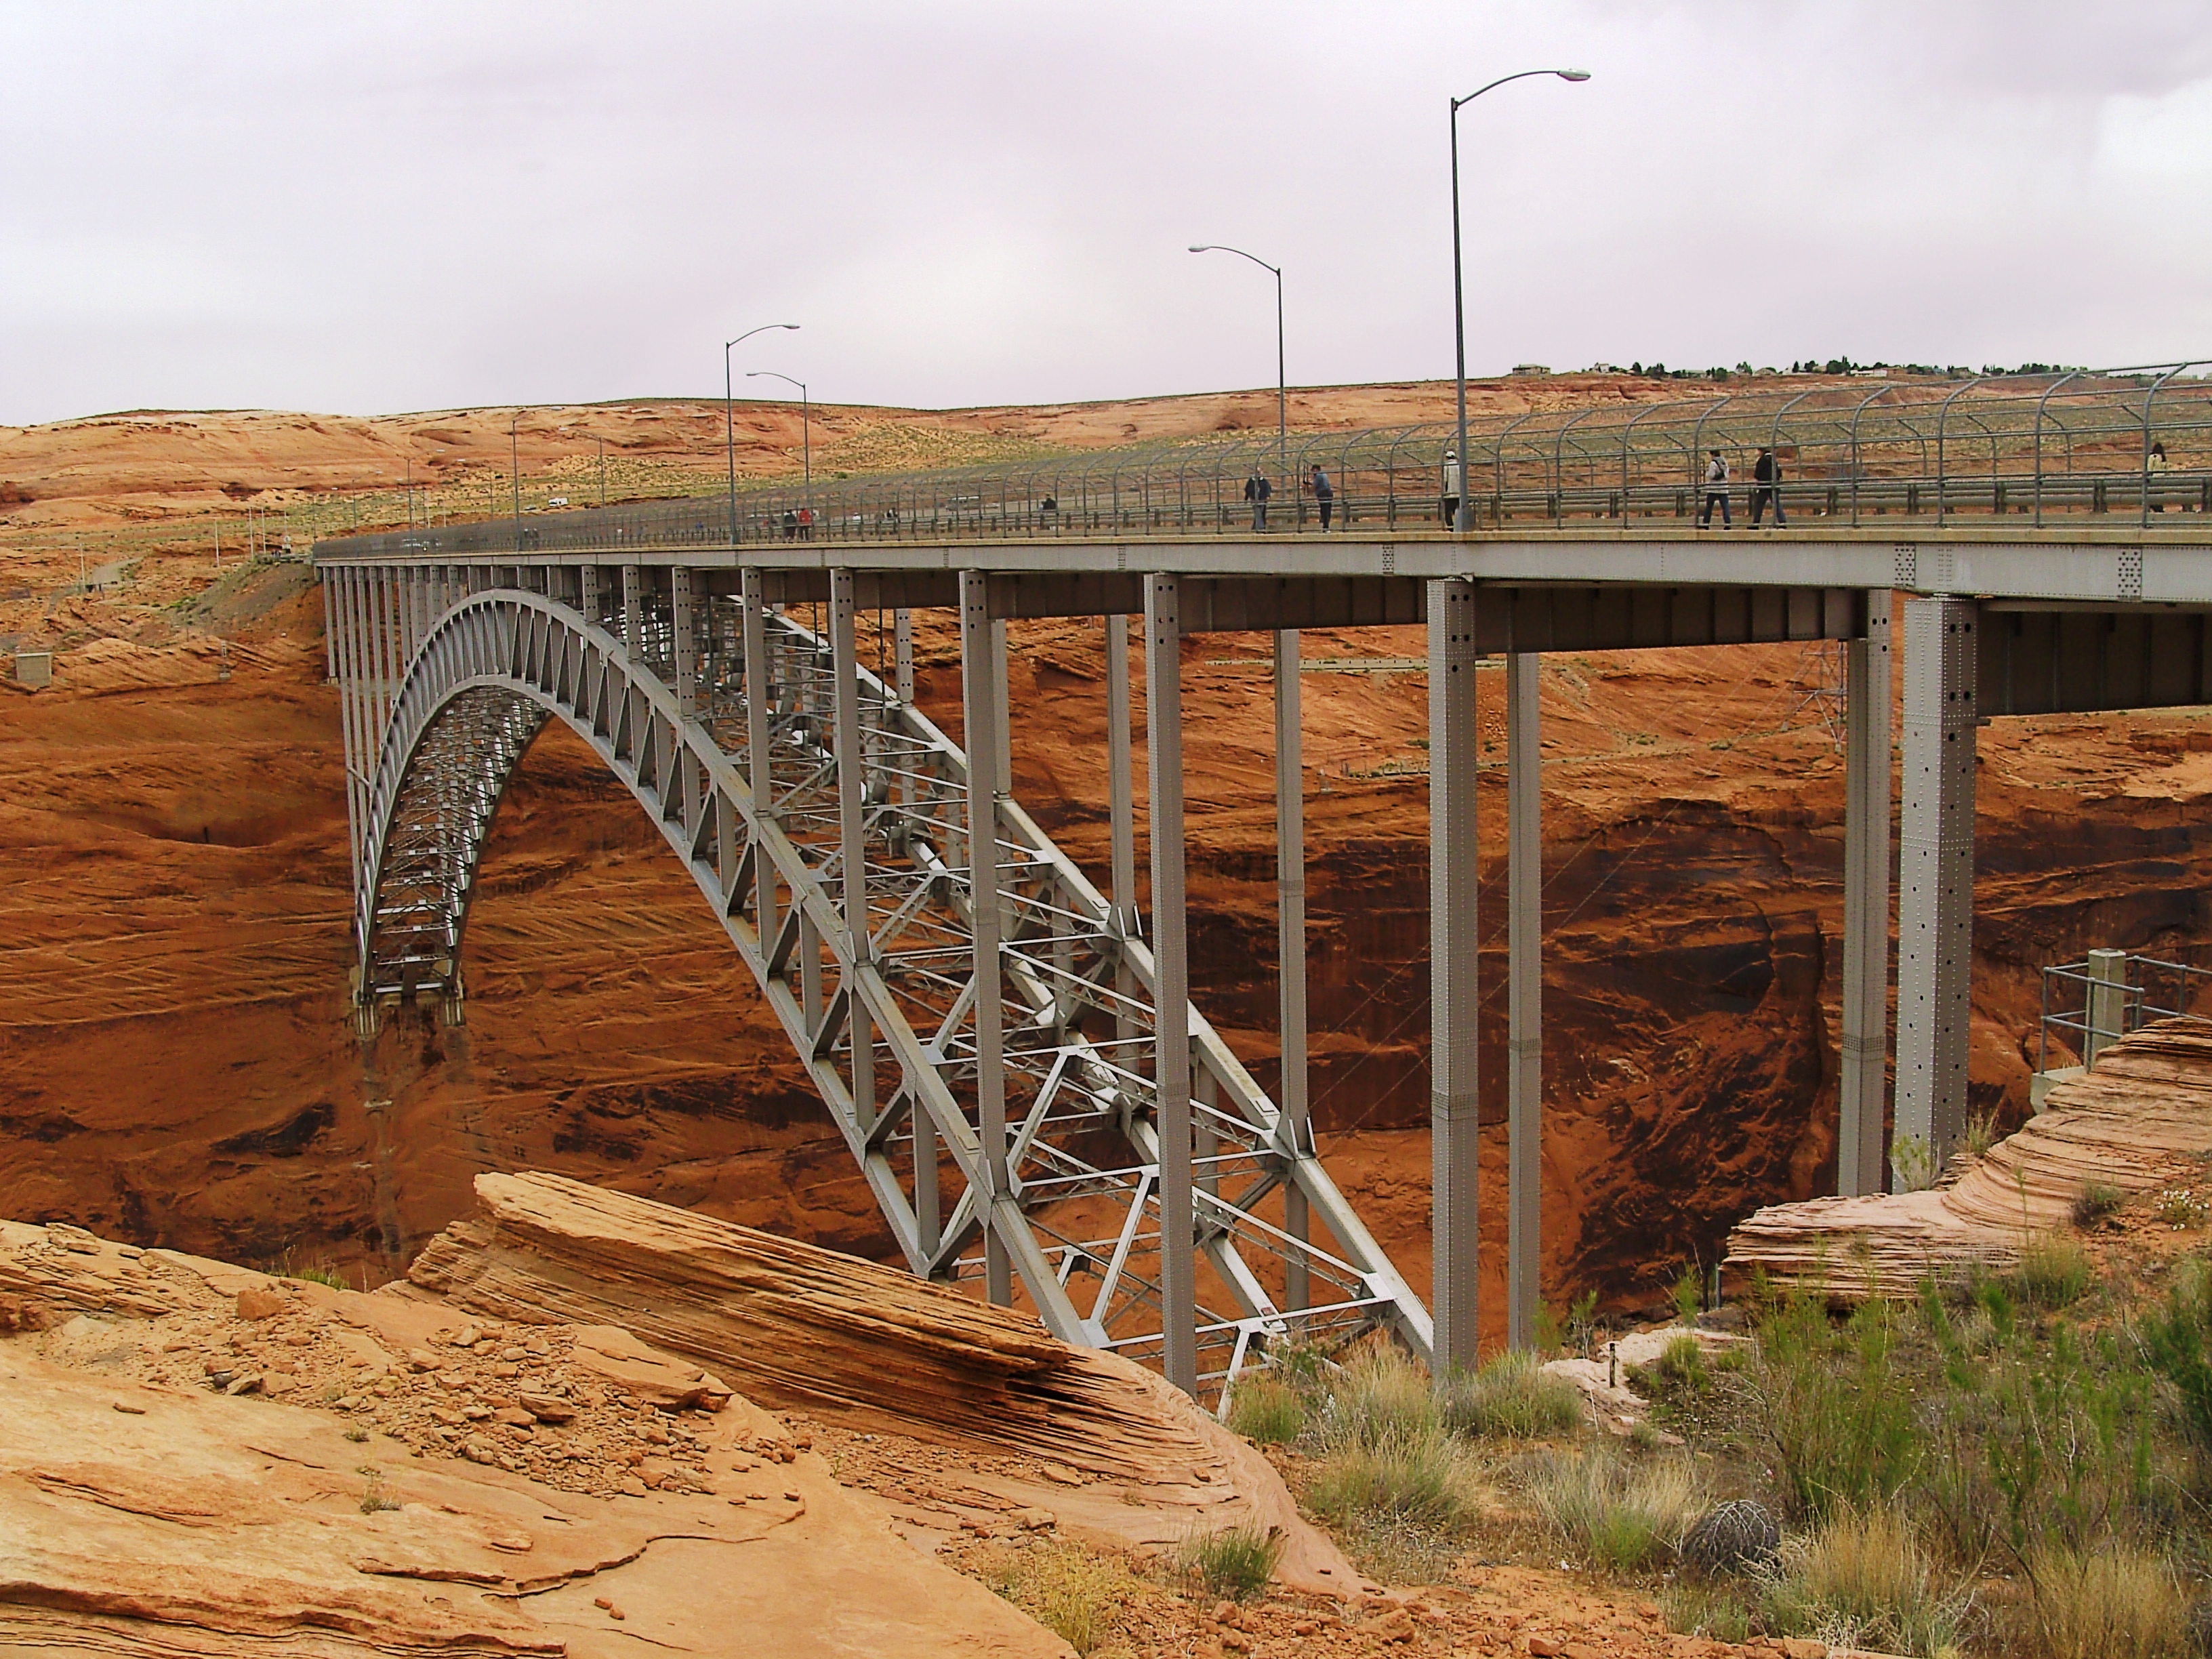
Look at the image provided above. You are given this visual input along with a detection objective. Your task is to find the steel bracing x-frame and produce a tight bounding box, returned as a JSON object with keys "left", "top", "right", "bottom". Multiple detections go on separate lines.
{"left": 325, "top": 565, "right": 1431, "bottom": 1395}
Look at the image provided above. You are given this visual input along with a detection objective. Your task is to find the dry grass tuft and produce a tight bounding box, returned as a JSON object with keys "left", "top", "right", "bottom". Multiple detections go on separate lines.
{"left": 1759, "top": 1506, "right": 1968, "bottom": 1658}
{"left": 1521, "top": 1447, "right": 1704, "bottom": 1574}
{"left": 2017, "top": 1542, "right": 2191, "bottom": 1659}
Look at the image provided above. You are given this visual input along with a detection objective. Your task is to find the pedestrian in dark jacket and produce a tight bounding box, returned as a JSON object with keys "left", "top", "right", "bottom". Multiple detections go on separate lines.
{"left": 1751, "top": 447, "right": 1786, "bottom": 527}
{"left": 1311, "top": 464, "right": 1334, "bottom": 530}
{"left": 1244, "top": 472, "right": 1272, "bottom": 531}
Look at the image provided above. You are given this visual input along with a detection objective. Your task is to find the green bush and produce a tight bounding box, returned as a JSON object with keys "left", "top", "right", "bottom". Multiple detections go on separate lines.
{"left": 2013, "top": 1233, "right": 2092, "bottom": 1310}
{"left": 1753, "top": 1296, "right": 1923, "bottom": 1520}
{"left": 1176, "top": 1523, "right": 1284, "bottom": 1602}
{"left": 2141, "top": 1260, "right": 2212, "bottom": 1453}
{"left": 1522, "top": 1448, "right": 1703, "bottom": 1574}
{"left": 1440, "top": 1349, "right": 1583, "bottom": 1439}
{"left": 1225, "top": 1376, "right": 1307, "bottom": 1446}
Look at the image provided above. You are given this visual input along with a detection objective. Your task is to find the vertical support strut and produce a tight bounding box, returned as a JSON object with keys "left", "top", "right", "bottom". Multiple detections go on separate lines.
{"left": 1838, "top": 593, "right": 1893, "bottom": 1196}
{"left": 671, "top": 566, "right": 697, "bottom": 717}
{"left": 581, "top": 565, "right": 601, "bottom": 629}
{"left": 960, "top": 571, "right": 1014, "bottom": 1307}
{"left": 990, "top": 617, "right": 1013, "bottom": 808}
{"left": 741, "top": 568, "right": 775, "bottom": 946}
{"left": 894, "top": 608, "right": 915, "bottom": 704}
{"left": 1107, "top": 613, "right": 1139, "bottom": 1046}
{"left": 1895, "top": 595, "right": 1978, "bottom": 1176}
{"left": 830, "top": 571, "right": 874, "bottom": 1134}
{"left": 1273, "top": 628, "right": 1311, "bottom": 1311}
{"left": 1145, "top": 573, "right": 1197, "bottom": 1397}
{"left": 1505, "top": 650, "right": 1542, "bottom": 1350}
{"left": 1428, "top": 578, "right": 1481, "bottom": 1374}
{"left": 621, "top": 565, "right": 642, "bottom": 657}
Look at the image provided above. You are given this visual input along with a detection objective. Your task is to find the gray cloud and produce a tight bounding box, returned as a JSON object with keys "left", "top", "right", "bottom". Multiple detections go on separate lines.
{"left": 3, "top": 0, "right": 2209, "bottom": 426}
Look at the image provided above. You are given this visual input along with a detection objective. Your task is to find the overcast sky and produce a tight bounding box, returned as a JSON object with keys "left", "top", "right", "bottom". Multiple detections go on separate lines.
{"left": 5, "top": 0, "right": 2211, "bottom": 426}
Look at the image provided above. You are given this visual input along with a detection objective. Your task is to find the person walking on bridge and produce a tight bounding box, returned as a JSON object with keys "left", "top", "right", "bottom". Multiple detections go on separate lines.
{"left": 1750, "top": 446, "right": 1786, "bottom": 527}
{"left": 1697, "top": 449, "right": 1732, "bottom": 529}
{"left": 1245, "top": 471, "right": 1272, "bottom": 531}
{"left": 1440, "top": 448, "right": 1464, "bottom": 529}
{"left": 1311, "top": 464, "right": 1335, "bottom": 531}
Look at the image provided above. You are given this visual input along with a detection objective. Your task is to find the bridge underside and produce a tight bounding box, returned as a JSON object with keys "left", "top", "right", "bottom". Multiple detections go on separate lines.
{"left": 321, "top": 529, "right": 2212, "bottom": 1395}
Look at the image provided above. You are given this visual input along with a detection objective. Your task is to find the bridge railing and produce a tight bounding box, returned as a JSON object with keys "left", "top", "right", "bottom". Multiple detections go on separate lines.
{"left": 316, "top": 359, "right": 2212, "bottom": 558}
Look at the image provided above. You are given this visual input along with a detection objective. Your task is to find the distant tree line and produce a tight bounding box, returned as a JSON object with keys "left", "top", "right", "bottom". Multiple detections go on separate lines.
{"left": 1622, "top": 358, "right": 2087, "bottom": 383}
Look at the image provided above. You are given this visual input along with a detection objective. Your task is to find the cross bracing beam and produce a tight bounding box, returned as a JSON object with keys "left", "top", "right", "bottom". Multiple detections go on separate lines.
{"left": 343, "top": 575, "right": 1430, "bottom": 1393}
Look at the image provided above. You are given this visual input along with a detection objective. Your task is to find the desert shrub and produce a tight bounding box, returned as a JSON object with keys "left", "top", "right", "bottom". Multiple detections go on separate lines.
{"left": 1630, "top": 1332, "right": 1709, "bottom": 1404}
{"left": 2138, "top": 1260, "right": 2212, "bottom": 1454}
{"left": 976, "top": 1538, "right": 1132, "bottom": 1656}
{"left": 1176, "top": 1523, "right": 1284, "bottom": 1602}
{"left": 1753, "top": 1295, "right": 1922, "bottom": 1520}
{"left": 2013, "top": 1234, "right": 2092, "bottom": 1310}
{"left": 1306, "top": 1435, "right": 1467, "bottom": 1530}
{"left": 1319, "top": 1343, "right": 1439, "bottom": 1452}
{"left": 1522, "top": 1448, "right": 1703, "bottom": 1574}
{"left": 1225, "top": 1375, "right": 1307, "bottom": 1446}
{"left": 2013, "top": 1542, "right": 2190, "bottom": 1659}
{"left": 1671, "top": 1264, "right": 1703, "bottom": 1325}
{"left": 1680, "top": 1498, "right": 1781, "bottom": 1579}
{"left": 1962, "top": 1111, "right": 1999, "bottom": 1162}
{"left": 1757, "top": 1506, "right": 1969, "bottom": 1658}
{"left": 1440, "top": 1349, "right": 1582, "bottom": 1440}
{"left": 1307, "top": 1343, "right": 1474, "bottom": 1542}
{"left": 2072, "top": 1181, "right": 2125, "bottom": 1228}
{"left": 2156, "top": 1188, "right": 2211, "bottom": 1229}
{"left": 1893, "top": 1134, "right": 1939, "bottom": 1193}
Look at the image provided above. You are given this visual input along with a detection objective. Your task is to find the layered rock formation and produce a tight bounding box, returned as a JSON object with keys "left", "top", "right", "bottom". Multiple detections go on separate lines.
{"left": 1725, "top": 1021, "right": 2212, "bottom": 1298}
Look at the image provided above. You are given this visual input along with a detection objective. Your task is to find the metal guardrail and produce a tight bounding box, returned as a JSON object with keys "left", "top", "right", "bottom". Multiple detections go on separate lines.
{"left": 313, "top": 359, "right": 2212, "bottom": 560}
{"left": 2038, "top": 949, "right": 2212, "bottom": 1076}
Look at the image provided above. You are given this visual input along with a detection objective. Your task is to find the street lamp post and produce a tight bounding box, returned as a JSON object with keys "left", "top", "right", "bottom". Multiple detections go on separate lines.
{"left": 510, "top": 410, "right": 524, "bottom": 550}
{"left": 1189, "top": 244, "right": 1286, "bottom": 498}
{"left": 1450, "top": 68, "right": 1590, "bottom": 531}
{"left": 747, "top": 371, "right": 811, "bottom": 498}
{"left": 725, "top": 323, "right": 800, "bottom": 541}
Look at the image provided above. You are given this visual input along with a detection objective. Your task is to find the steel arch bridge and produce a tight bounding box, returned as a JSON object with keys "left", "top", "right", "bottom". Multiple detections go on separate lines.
{"left": 342, "top": 574, "right": 1429, "bottom": 1391}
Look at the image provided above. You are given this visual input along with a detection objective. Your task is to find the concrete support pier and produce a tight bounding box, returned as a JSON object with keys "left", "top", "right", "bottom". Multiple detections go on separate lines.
{"left": 1837, "top": 593, "right": 1893, "bottom": 1195}
{"left": 1428, "top": 579, "right": 1481, "bottom": 1374}
{"left": 1505, "top": 651, "right": 1541, "bottom": 1350}
{"left": 830, "top": 571, "right": 874, "bottom": 1134}
{"left": 1145, "top": 573, "right": 1197, "bottom": 1396}
{"left": 1895, "top": 595, "right": 1978, "bottom": 1176}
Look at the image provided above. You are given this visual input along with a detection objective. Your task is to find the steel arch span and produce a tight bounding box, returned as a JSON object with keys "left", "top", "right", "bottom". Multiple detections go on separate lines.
{"left": 340, "top": 579, "right": 1431, "bottom": 1391}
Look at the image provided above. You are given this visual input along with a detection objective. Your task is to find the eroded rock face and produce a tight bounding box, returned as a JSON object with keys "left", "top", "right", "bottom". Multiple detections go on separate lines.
{"left": 0, "top": 1204, "right": 1105, "bottom": 1656}
{"left": 405, "top": 1170, "right": 1355, "bottom": 1590}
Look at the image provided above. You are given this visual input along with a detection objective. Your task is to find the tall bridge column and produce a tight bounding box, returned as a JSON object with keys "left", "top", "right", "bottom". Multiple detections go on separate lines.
{"left": 1275, "top": 628, "right": 1311, "bottom": 1311}
{"left": 1145, "top": 572, "right": 1198, "bottom": 1397}
{"left": 1505, "top": 651, "right": 1542, "bottom": 1351}
{"left": 1428, "top": 578, "right": 1481, "bottom": 1374}
{"left": 830, "top": 571, "right": 876, "bottom": 1134}
{"left": 1106, "top": 615, "right": 1139, "bottom": 1043}
{"left": 1895, "top": 596, "right": 1978, "bottom": 1176}
{"left": 621, "top": 565, "right": 642, "bottom": 655}
{"left": 960, "top": 571, "right": 1014, "bottom": 1308}
{"left": 1838, "top": 592, "right": 1893, "bottom": 1195}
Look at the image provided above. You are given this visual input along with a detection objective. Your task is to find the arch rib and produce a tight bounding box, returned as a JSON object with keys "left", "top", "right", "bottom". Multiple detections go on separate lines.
{"left": 348, "top": 581, "right": 1433, "bottom": 1393}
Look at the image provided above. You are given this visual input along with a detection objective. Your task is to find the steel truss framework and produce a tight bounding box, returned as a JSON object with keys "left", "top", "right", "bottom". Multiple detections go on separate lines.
{"left": 327, "top": 565, "right": 1429, "bottom": 1395}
